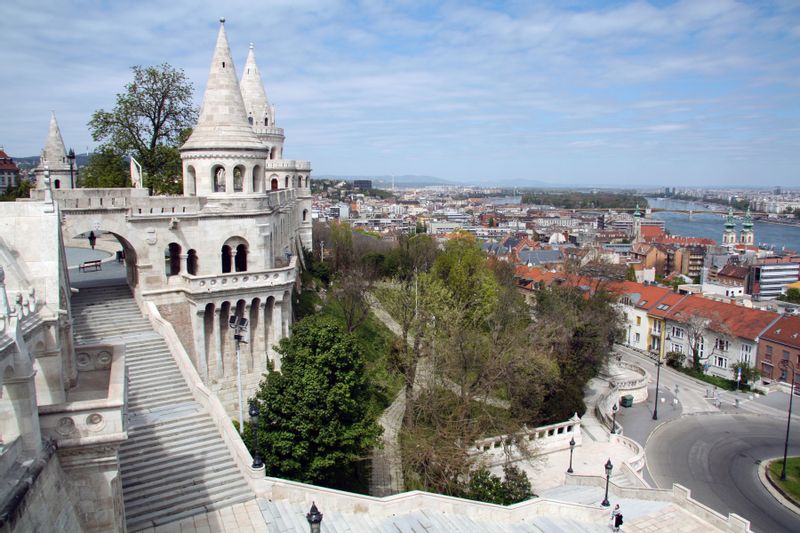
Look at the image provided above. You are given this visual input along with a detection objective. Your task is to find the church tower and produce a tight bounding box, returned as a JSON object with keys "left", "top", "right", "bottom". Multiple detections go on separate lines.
{"left": 633, "top": 204, "right": 642, "bottom": 241}
{"left": 722, "top": 207, "right": 737, "bottom": 247}
{"left": 740, "top": 207, "right": 754, "bottom": 246}
{"left": 240, "top": 44, "right": 285, "bottom": 160}
{"left": 34, "top": 112, "right": 76, "bottom": 190}
{"left": 180, "top": 18, "right": 269, "bottom": 197}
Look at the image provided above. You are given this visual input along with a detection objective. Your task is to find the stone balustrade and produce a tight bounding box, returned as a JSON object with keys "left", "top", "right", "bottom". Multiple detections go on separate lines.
{"left": 254, "top": 126, "right": 285, "bottom": 136}
{"left": 596, "top": 359, "right": 650, "bottom": 436}
{"left": 38, "top": 343, "right": 127, "bottom": 446}
{"left": 469, "top": 414, "right": 582, "bottom": 465}
{"left": 0, "top": 282, "right": 40, "bottom": 342}
{"left": 264, "top": 159, "right": 311, "bottom": 171}
{"left": 181, "top": 257, "right": 296, "bottom": 294}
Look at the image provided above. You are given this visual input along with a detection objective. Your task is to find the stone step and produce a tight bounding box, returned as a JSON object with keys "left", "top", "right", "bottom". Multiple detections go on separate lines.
{"left": 127, "top": 368, "right": 184, "bottom": 385}
{"left": 125, "top": 346, "right": 171, "bottom": 357}
{"left": 122, "top": 453, "right": 236, "bottom": 492}
{"left": 121, "top": 440, "right": 229, "bottom": 475}
{"left": 127, "top": 388, "right": 194, "bottom": 405}
{"left": 125, "top": 487, "right": 253, "bottom": 532}
{"left": 127, "top": 395, "right": 196, "bottom": 412}
{"left": 123, "top": 467, "right": 245, "bottom": 502}
{"left": 126, "top": 361, "right": 179, "bottom": 375}
{"left": 122, "top": 418, "right": 216, "bottom": 450}
{"left": 127, "top": 380, "right": 191, "bottom": 397}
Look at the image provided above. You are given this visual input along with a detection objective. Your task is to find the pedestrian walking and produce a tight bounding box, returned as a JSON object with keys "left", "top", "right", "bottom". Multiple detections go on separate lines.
{"left": 610, "top": 504, "right": 621, "bottom": 531}
{"left": 672, "top": 397, "right": 678, "bottom": 409}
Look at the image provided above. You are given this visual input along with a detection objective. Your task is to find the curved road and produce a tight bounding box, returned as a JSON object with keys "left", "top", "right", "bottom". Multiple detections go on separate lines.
{"left": 647, "top": 413, "right": 800, "bottom": 533}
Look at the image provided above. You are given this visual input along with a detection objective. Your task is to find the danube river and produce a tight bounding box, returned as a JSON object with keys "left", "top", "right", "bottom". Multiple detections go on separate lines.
{"left": 646, "top": 198, "right": 800, "bottom": 252}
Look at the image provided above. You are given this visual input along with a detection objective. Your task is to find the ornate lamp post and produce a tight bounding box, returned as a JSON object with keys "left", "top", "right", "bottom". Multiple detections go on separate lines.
{"left": 601, "top": 458, "right": 613, "bottom": 507}
{"left": 306, "top": 502, "right": 323, "bottom": 533}
{"left": 567, "top": 436, "right": 576, "bottom": 473}
{"left": 611, "top": 403, "right": 619, "bottom": 434}
{"left": 780, "top": 360, "right": 796, "bottom": 481}
{"left": 67, "top": 148, "right": 76, "bottom": 188}
{"left": 653, "top": 353, "right": 663, "bottom": 420}
{"left": 249, "top": 401, "right": 263, "bottom": 469}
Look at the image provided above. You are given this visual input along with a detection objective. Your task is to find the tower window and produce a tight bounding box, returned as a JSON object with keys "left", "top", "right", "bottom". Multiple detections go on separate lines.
{"left": 222, "top": 61, "right": 225, "bottom": 68}
{"left": 264, "top": 118, "right": 268, "bottom": 126}
{"left": 248, "top": 116, "right": 253, "bottom": 125}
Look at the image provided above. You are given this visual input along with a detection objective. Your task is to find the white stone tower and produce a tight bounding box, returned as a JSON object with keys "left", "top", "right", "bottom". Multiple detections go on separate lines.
{"left": 180, "top": 18, "right": 270, "bottom": 196}
{"left": 740, "top": 207, "right": 754, "bottom": 246}
{"left": 34, "top": 112, "right": 77, "bottom": 190}
{"left": 240, "top": 44, "right": 284, "bottom": 160}
{"left": 722, "top": 207, "right": 737, "bottom": 247}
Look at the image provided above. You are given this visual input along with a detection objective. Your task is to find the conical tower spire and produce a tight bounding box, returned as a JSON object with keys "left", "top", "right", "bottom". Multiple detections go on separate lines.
{"left": 41, "top": 112, "right": 69, "bottom": 168}
{"left": 181, "top": 18, "right": 266, "bottom": 151}
{"left": 240, "top": 43, "right": 274, "bottom": 128}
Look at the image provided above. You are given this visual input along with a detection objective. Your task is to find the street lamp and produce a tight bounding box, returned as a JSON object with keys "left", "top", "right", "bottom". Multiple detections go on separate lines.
{"left": 567, "top": 436, "right": 576, "bottom": 473}
{"left": 229, "top": 315, "right": 249, "bottom": 434}
{"left": 249, "top": 401, "right": 263, "bottom": 469}
{"left": 306, "top": 502, "right": 323, "bottom": 533}
{"left": 611, "top": 403, "right": 618, "bottom": 434}
{"left": 67, "top": 148, "right": 76, "bottom": 188}
{"left": 780, "top": 360, "right": 796, "bottom": 481}
{"left": 653, "top": 353, "right": 663, "bottom": 421}
{"left": 601, "top": 458, "right": 613, "bottom": 507}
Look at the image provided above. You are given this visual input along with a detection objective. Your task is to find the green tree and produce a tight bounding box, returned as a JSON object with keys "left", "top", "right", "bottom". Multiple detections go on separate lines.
{"left": 0, "top": 180, "right": 32, "bottom": 202}
{"left": 465, "top": 464, "right": 533, "bottom": 505}
{"left": 778, "top": 288, "right": 800, "bottom": 304}
{"left": 248, "top": 316, "right": 381, "bottom": 487}
{"left": 731, "top": 361, "right": 761, "bottom": 385}
{"left": 88, "top": 63, "right": 197, "bottom": 194}
{"left": 80, "top": 146, "right": 130, "bottom": 188}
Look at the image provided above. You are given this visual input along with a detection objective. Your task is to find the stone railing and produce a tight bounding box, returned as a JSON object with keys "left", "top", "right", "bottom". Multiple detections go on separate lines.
{"left": 264, "top": 159, "right": 311, "bottom": 171}
{"left": 565, "top": 475, "right": 751, "bottom": 533}
{"left": 128, "top": 196, "right": 202, "bottom": 216}
{"left": 254, "top": 126, "right": 285, "bottom": 137}
{"left": 38, "top": 343, "right": 127, "bottom": 447}
{"left": 610, "top": 434, "right": 646, "bottom": 474}
{"left": 42, "top": 188, "right": 149, "bottom": 209}
{"left": 596, "top": 359, "right": 650, "bottom": 436}
{"left": 260, "top": 476, "right": 609, "bottom": 526}
{"left": 469, "top": 415, "right": 582, "bottom": 466}
{"left": 142, "top": 301, "right": 265, "bottom": 490}
{"left": 180, "top": 257, "right": 296, "bottom": 294}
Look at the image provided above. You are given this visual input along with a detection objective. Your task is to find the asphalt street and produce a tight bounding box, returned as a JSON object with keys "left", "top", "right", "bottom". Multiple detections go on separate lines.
{"left": 646, "top": 410, "right": 800, "bottom": 532}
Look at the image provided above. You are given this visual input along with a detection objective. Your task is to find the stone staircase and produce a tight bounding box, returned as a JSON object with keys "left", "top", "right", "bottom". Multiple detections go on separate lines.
{"left": 71, "top": 284, "right": 254, "bottom": 532}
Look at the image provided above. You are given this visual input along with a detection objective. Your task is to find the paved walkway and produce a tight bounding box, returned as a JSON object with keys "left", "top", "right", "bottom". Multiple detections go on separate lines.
{"left": 139, "top": 500, "right": 267, "bottom": 533}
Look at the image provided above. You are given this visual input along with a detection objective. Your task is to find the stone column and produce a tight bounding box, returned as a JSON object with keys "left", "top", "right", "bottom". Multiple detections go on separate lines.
{"left": 190, "top": 307, "right": 209, "bottom": 382}
{"left": 225, "top": 164, "right": 234, "bottom": 193}
{"left": 257, "top": 300, "right": 268, "bottom": 371}
{"left": 213, "top": 306, "right": 224, "bottom": 379}
{"left": 271, "top": 301, "right": 283, "bottom": 371}
{"left": 244, "top": 165, "right": 254, "bottom": 193}
{"left": 179, "top": 253, "right": 188, "bottom": 275}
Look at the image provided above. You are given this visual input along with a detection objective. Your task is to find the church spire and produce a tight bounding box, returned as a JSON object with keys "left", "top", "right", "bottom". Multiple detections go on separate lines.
{"left": 41, "top": 111, "right": 68, "bottom": 168}
{"left": 240, "top": 43, "right": 274, "bottom": 129}
{"left": 181, "top": 18, "right": 266, "bottom": 152}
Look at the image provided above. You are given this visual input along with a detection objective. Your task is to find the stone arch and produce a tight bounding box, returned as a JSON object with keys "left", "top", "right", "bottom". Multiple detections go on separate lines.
{"left": 165, "top": 242, "right": 181, "bottom": 277}
{"left": 63, "top": 223, "right": 141, "bottom": 289}
{"left": 270, "top": 177, "right": 279, "bottom": 191}
{"left": 302, "top": 209, "right": 308, "bottom": 222}
{"left": 185, "top": 165, "right": 197, "bottom": 196}
{"left": 264, "top": 296, "right": 275, "bottom": 363}
{"left": 252, "top": 165, "right": 263, "bottom": 193}
{"left": 249, "top": 297, "right": 261, "bottom": 370}
{"left": 203, "top": 302, "right": 215, "bottom": 377}
{"left": 233, "top": 165, "right": 245, "bottom": 192}
{"left": 221, "top": 245, "right": 232, "bottom": 273}
{"left": 212, "top": 165, "right": 226, "bottom": 193}
{"left": 218, "top": 301, "right": 231, "bottom": 376}
{"left": 235, "top": 244, "right": 248, "bottom": 272}
{"left": 187, "top": 249, "right": 198, "bottom": 275}
{"left": 284, "top": 175, "right": 289, "bottom": 189}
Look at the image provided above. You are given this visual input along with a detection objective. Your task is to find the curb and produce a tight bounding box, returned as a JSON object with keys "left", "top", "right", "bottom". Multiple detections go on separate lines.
{"left": 757, "top": 458, "right": 800, "bottom": 517}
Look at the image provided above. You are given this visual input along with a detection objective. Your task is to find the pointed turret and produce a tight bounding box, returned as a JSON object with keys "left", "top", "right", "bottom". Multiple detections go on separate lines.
{"left": 240, "top": 44, "right": 274, "bottom": 129}
{"left": 181, "top": 19, "right": 266, "bottom": 152}
{"left": 40, "top": 112, "right": 69, "bottom": 169}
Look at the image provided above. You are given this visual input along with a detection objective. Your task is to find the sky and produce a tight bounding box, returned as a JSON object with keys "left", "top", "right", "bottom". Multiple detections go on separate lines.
{"left": 2, "top": 0, "right": 800, "bottom": 187}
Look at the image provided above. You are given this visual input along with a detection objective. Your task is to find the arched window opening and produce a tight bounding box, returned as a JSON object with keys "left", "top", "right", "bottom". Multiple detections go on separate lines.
{"left": 165, "top": 242, "right": 181, "bottom": 277}
{"left": 187, "top": 249, "right": 198, "bottom": 275}
{"left": 235, "top": 244, "right": 248, "bottom": 272}
{"left": 54, "top": 179, "right": 61, "bottom": 189}
{"left": 213, "top": 166, "right": 226, "bottom": 193}
{"left": 264, "top": 117, "right": 269, "bottom": 126}
{"left": 302, "top": 209, "right": 308, "bottom": 221}
{"left": 271, "top": 178, "right": 278, "bottom": 191}
{"left": 233, "top": 166, "right": 244, "bottom": 192}
{"left": 221, "top": 244, "right": 232, "bottom": 273}
{"left": 186, "top": 165, "right": 197, "bottom": 196}
{"left": 248, "top": 116, "right": 253, "bottom": 125}
{"left": 284, "top": 176, "right": 289, "bottom": 188}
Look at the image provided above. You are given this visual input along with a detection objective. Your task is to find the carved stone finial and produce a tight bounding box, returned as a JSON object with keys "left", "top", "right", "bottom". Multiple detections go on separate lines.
{"left": 220, "top": 16, "right": 225, "bottom": 23}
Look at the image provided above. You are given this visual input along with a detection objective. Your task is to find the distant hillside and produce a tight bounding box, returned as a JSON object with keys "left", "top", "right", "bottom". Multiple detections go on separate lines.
{"left": 317, "top": 174, "right": 456, "bottom": 188}
{"left": 12, "top": 153, "right": 91, "bottom": 169}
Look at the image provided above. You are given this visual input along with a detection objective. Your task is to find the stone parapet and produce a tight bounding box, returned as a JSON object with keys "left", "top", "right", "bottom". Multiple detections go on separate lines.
{"left": 180, "top": 257, "right": 296, "bottom": 295}
{"left": 470, "top": 414, "right": 582, "bottom": 466}
{"left": 264, "top": 159, "right": 311, "bottom": 171}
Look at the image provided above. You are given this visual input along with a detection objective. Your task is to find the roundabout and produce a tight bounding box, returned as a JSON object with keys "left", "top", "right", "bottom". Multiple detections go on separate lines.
{"left": 646, "top": 413, "right": 800, "bottom": 533}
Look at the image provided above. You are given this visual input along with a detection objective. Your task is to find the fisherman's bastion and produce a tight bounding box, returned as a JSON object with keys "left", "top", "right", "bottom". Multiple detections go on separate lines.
{"left": 0, "top": 19, "right": 758, "bottom": 533}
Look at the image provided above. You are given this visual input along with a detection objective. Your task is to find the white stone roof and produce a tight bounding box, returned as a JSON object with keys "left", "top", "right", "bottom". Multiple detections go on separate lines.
{"left": 181, "top": 20, "right": 267, "bottom": 152}
{"left": 240, "top": 44, "right": 274, "bottom": 128}
{"left": 38, "top": 112, "right": 69, "bottom": 170}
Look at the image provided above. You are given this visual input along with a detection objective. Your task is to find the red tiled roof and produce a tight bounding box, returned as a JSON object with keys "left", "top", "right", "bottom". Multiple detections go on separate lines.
{"left": 0, "top": 149, "right": 19, "bottom": 171}
{"left": 717, "top": 264, "right": 748, "bottom": 280}
{"left": 761, "top": 315, "right": 800, "bottom": 349}
{"left": 641, "top": 226, "right": 665, "bottom": 241}
{"left": 652, "top": 236, "right": 716, "bottom": 246}
{"left": 665, "top": 295, "right": 779, "bottom": 340}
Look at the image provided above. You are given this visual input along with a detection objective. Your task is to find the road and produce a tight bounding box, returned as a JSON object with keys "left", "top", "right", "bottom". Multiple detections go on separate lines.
{"left": 647, "top": 414, "right": 800, "bottom": 533}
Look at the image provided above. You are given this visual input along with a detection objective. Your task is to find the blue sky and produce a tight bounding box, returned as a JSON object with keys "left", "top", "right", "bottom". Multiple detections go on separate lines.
{"left": 2, "top": 0, "right": 799, "bottom": 187}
